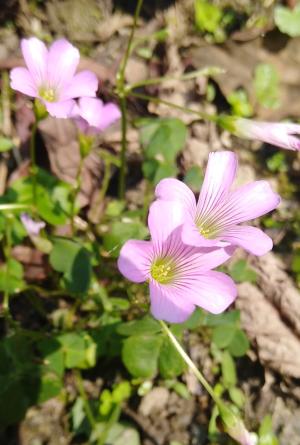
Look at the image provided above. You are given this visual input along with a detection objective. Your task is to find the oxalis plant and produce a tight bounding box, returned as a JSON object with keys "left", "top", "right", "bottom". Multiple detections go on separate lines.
{"left": 1, "top": 0, "right": 298, "bottom": 444}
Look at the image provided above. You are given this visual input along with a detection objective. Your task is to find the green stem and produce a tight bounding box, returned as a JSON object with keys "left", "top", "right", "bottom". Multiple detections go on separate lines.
{"left": 159, "top": 320, "right": 220, "bottom": 405}
{"left": 30, "top": 120, "right": 38, "bottom": 206}
{"left": 70, "top": 155, "right": 84, "bottom": 235}
{"left": 118, "top": 96, "right": 127, "bottom": 199}
{"left": 3, "top": 215, "right": 12, "bottom": 321}
{"left": 0, "top": 204, "right": 31, "bottom": 211}
{"left": 117, "top": 0, "right": 144, "bottom": 84}
{"left": 74, "top": 369, "right": 97, "bottom": 429}
{"left": 129, "top": 91, "right": 217, "bottom": 122}
{"left": 117, "top": 0, "right": 144, "bottom": 199}
{"left": 127, "top": 67, "right": 224, "bottom": 91}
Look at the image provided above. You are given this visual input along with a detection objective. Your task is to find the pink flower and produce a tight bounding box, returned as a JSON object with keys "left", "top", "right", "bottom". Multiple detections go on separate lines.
{"left": 118, "top": 200, "right": 237, "bottom": 323}
{"left": 219, "top": 115, "right": 300, "bottom": 151}
{"left": 155, "top": 151, "right": 280, "bottom": 256}
{"left": 21, "top": 213, "right": 45, "bottom": 236}
{"left": 10, "top": 37, "right": 98, "bottom": 118}
{"left": 72, "top": 97, "right": 121, "bottom": 135}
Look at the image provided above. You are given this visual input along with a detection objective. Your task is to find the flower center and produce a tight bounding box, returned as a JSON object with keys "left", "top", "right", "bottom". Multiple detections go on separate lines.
{"left": 150, "top": 258, "right": 175, "bottom": 284}
{"left": 196, "top": 219, "right": 218, "bottom": 239}
{"left": 197, "top": 224, "right": 212, "bottom": 238}
{"left": 39, "top": 87, "right": 57, "bottom": 102}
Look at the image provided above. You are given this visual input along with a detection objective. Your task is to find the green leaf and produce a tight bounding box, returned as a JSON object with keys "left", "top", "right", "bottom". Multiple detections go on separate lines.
{"left": 203, "top": 310, "right": 240, "bottom": 327}
{"left": 171, "top": 382, "right": 190, "bottom": 400}
{"left": 72, "top": 397, "right": 87, "bottom": 432}
{"left": 37, "top": 372, "right": 62, "bottom": 403}
{"left": 184, "top": 166, "right": 204, "bottom": 191}
{"left": 212, "top": 325, "right": 236, "bottom": 348}
{"left": 229, "top": 259, "right": 257, "bottom": 283}
{"left": 122, "top": 335, "right": 162, "bottom": 378}
{"left": 0, "top": 137, "right": 14, "bottom": 152}
{"left": 228, "top": 89, "right": 253, "bottom": 117}
{"left": 221, "top": 351, "right": 236, "bottom": 388}
{"left": 7, "top": 168, "right": 72, "bottom": 225}
{"left": 106, "top": 422, "right": 140, "bottom": 445}
{"left": 99, "top": 389, "right": 113, "bottom": 415}
{"left": 0, "top": 258, "right": 25, "bottom": 293}
{"left": 228, "top": 329, "right": 249, "bottom": 357}
{"left": 103, "top": 219, "right": 148, "bottom": 258}
{"left": 228, "top": 386, "right": 245, "bottom": 408}
{"left": 105, "top": 200, "right": 126, "bottom": 217}
{"left": 37, "top": 338, "right": 64, "bottom": 377}
{"left": 195, "top": 0, "right": 222, "bottom": 33}
{"left": 158, "top": 337, "right": 186, "bottom": 378}
{"left": 117, "top": 316, "right": 161, "bottom": 336}
{"left": 91, "top": 323, "right": 122, "bottom": 359}
{"left": 140, "top": 118, "right": 187, "bottom": 163}
{"left": 266, "top": 152, "right": 288, "bottom": 173}
{"left": 112, "top": 381, "right": 131, "bottom": 403}
{"left": 258, "top": 415, "right": 279, "bottom": 445}
{"left": 58, "top": 332, "right": 96, "bottom": 369}
{"left": 142, "top": 159, "right": 178, "bottom": 184}
{"left": 0, "top": 335, "right": 38, "bottom": 426}
{"left": 292, "top": 249, "right": 300, "bottom": 273}
{"left": 275, "top": 5, "right": 300, "bottom": 37}
{"left": 254, "top": 63, "right": 280, "bottom": 109}
{"left": 50, "top": 237, "right": 92, "bottom": 293}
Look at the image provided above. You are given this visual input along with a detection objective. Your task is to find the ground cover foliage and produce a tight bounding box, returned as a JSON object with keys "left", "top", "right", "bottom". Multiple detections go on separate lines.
{"left": 0, "top": 1, "right": 300, "bottom": 444}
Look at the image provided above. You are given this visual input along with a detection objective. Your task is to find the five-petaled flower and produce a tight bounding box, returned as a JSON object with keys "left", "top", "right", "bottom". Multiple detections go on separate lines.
{"left": 10, "top": 37, "right": 98, "bottom": 118}
{"left": 118, "top": 200, "right": 237, "bottom": 323}
{"left": 155, "top": 151, "right": 280, "bottom": 256}
{"left": 72, "top": 97, "right": 121, "bottom": 135}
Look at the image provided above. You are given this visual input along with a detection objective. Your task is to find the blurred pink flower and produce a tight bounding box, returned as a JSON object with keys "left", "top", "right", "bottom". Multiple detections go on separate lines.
{"left": 237, "top": 118, "right": 300, "bottom": 151}
{"left": 21, "top": 213, "right": 45, "bottom": 236}
{"left": 155, "top": 151, "right": 280, "bottom": 256}
{"left": 10, "top": 37, "right": 98, "bottom": 118}
{"left": 72, "top": 97, "right": 121, "bottom": 135}
{"left": 219, "top": 115, "right": 300, "bottom": 151}
{"left": 118, "top": 200, "right": 236, "bottom": 323}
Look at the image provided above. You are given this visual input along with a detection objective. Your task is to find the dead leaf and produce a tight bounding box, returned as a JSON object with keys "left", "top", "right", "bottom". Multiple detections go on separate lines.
{"left": 237, "top": 281, "right": 300, "bottom": 378}
{"left": 38, "top": 117, "right": 104, "bottom": 207}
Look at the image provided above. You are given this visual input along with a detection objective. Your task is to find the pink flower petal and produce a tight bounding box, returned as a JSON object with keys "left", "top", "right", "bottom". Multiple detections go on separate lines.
{"left": 155, "top": 178, "right": 197, "bottom": 217}
{"left": 150, "top": 281, "right": 195, "bottom": 323}
{"left": 72, "top": 97, "right": 103, "bottom": 126}
{"left": 72, "top": 98, "right": 121, "bottom": 134}
{"left": 10, "top": 67, "right": 38, "bottom": 97}
{"left": 97, "top": 103, "right": 121, "bottom": 131}
{"left": 44, "top": 99, "right": 76, "bottom": 118}
{"left": 181, "top": 271, "right": 237, "bottom": 314}
{"left": 237, "top": 118, "right": 300, "bottom": 151}
{"left": 62, "top": 70, "right": 98, "bottom": 100}
{"left": 223, "top": 180, "right": 280, "bottom": 225}
{"left": 197, "top": 151, "right": 238, "bottom": 218}
{"left": 21, "top": 37, "right": 47, "bottom": 85}
{"left": 148, "top": 200, "right": 185, "bottom": 250}
{"left": 118, "top": 240, "right": 153, "bottom": 283}
{"left": 222, "top": 225, "right": 273, "bottom": 256}
{"left": 47, "top": 39, "right": 80, "bottom": 91}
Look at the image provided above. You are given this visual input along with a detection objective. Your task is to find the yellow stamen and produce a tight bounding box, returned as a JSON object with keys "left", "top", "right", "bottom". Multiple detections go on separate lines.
{"left": 151, "top": 258, "right": 175, "bottom": 284}
{"left": 39, "top": 87, "right": 56, "bottom": 102}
